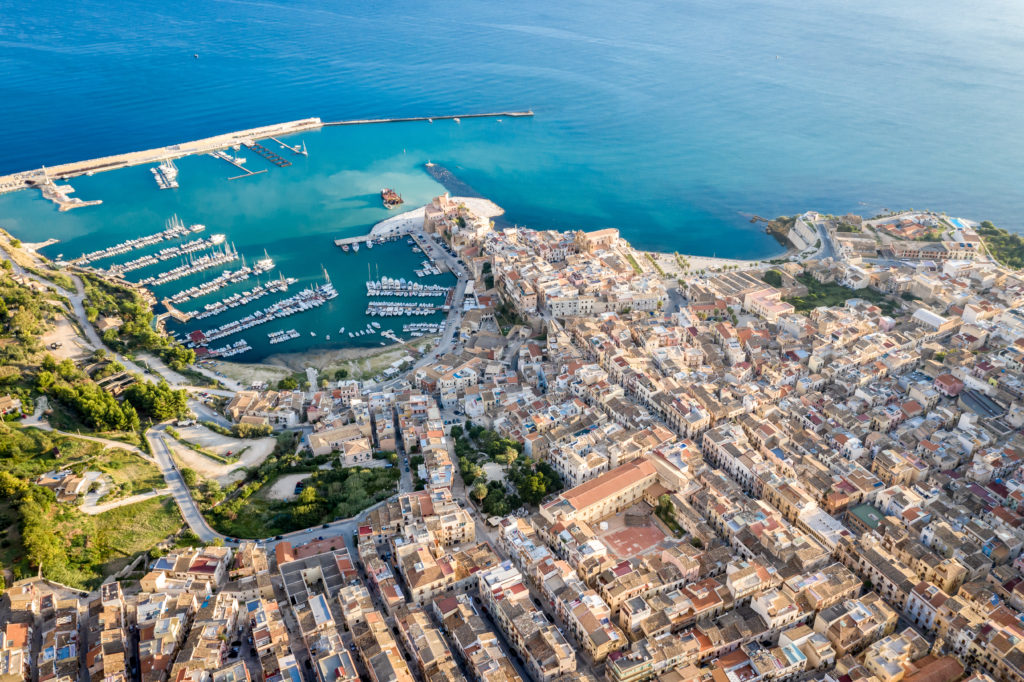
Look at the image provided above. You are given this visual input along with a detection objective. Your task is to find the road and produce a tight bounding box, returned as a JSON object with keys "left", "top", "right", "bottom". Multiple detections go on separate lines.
{"left": 815, "top": 221, "right": 837, "bottom": 260}
{"left": 147, "top": 427, "right": 224, "bottom": 543}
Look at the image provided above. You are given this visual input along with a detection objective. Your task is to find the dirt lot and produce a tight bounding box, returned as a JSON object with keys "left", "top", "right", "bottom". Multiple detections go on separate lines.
{"left": 41, "top": 315, "right": 90, "bottom": 361}
{"left": 263, "top": 473, "right": 312, "bottom": 501}
{"left": 203, "top": 360, "right": 292, "bottom": 388}
{"left": 170, "top": 425, "right": 276, "bottom": 485}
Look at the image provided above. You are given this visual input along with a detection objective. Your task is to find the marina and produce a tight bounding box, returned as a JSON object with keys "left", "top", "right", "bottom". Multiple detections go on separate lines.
{"left": 137, "top": 243, "right": 240, "bottom": 287}
{"left": 186, "top": 278, "right": 338, "bottom": 348}
{"left": 206, "top": 339, "right": 252, "bottom": 358}
{"left": 414, "top": 260, "right": 442, "bottom": 277}
{"left": 268, "top": 329, "right": 301, "bottom": 345}
{"left": 365, "top": 277, "right": 451, "bottom": 297}
{"left": 165, "top": 254, "right": 277, "bottom": 305}
{"left": 69, "top": 215, "right": 202, "bottom": 265}
{"left": 191, "top": 276, "right": 297, "bottom": 320}
{"left": 151, "top": 159, "right": 179, "bottom": 189}
{"left": 102, "top": 234, "right": 226, "bottom": 275}
{"left": 365, "top": 300, "right": 444, "bottom": 317}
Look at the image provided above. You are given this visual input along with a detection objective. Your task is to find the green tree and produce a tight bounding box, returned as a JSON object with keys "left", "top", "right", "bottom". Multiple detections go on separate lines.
{"left": 180, "top": 468, "right": 198, "bottom": 487}
{"left": 472, "top": 482, "right": 489, "bottom": 502}
{"left": 333, "top": 369, "right": 349, "bottom": 380}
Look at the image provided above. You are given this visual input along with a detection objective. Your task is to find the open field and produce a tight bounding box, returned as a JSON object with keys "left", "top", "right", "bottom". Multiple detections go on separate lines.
{"left": 263, "top": 336, "right": 434, "bottom": 379}
{"left": 90, "top": 447, "right": 165, "bottom": 500}
{"left": 167, "top": 425, "right": 276, "bottom": 485}
{"left": 52, "top": 497, "right": 184, "bottom": 589}
{"left": 203, "top": 360, "right": 293, "bottom": 388}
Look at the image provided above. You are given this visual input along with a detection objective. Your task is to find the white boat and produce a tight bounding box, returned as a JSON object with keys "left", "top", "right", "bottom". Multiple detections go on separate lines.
{"left": 348, "top": 332, "right": 354, "bottom": 338}
{"left": 371, "top": 321, "right": 381, "bottom": 329}
{"left": 326, "top": 334, "right": 330, "bottom": 340}
{"left": 339, "top": 327, "right": 345, "bottom": 334}
{"left": 453, "top": 118, "right": 461, "bottom": 124}
{"left": 352, "top": 243, "right": 359, "bottom": 252}
{"left": 311, "top": 331, "right": 316, "bottom": 337}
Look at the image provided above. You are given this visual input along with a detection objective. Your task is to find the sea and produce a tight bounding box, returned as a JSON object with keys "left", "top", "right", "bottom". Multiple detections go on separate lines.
{"left": 1, "top": 0, "right": 1023, "bottom": 361}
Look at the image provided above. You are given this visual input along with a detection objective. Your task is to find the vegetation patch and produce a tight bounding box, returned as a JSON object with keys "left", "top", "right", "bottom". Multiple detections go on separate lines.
{"left": 80, "top": 273, "right": 196, "bottom": 372}
{"left": 625, "top": 252, "right": 643, "bottom": 274}
{"left": 978, "top": 220, "right": 1024, "bottom": 269}
{"left": 784, "top": 274, "right": 897, "bottom": 316}
{"left": 205, "top": 431, "right": 399, "bottom": 538}
{"left": 645, "top": 253, "right": 666, "bottom": 276}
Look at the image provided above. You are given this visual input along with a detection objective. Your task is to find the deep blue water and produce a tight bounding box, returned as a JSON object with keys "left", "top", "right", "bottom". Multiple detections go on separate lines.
{"left": 2, "top": 0, "right": 1024, "bottom": 253}
{"left": 1, "top": 0, "right": 1023, "bottom": 360}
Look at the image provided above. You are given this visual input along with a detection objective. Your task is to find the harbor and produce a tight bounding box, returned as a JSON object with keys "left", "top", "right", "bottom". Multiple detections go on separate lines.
{"left": 165, "top": 255, "right": 278, "bottom": 305}
{"left": 365, "top": 277, "right": 451, "bottom": 297}
{"left": 185, "top": 278, "right": 338, "bottom": 348}
{"left": 0, "top": 118, "right": 505, "bottom": 362}
{"left": 137, "top": 244, "right": 241, "bottom": 287}
{"left": 69, "top": 215, "right": 201, "bottom": 265}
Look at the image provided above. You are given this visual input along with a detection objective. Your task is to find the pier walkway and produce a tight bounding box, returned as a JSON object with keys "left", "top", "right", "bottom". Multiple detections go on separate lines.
{"left": 322, "top": 110, "right": 533, "bottom": 126}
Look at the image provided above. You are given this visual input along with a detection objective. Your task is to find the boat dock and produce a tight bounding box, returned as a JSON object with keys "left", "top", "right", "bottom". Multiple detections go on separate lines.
{"left": 334, "top": 235, "right": 375, "bottom": 248}
{"left": 409, "top": 233, "right": 449, "bottom": 273}
{"left": 268, "top": 137, "right": 307, "bottom": 156}
{"left": 244, "top": 141, "right": 291, "bottom": 168}
{"left": 208, "top": 151, "right": 267, "bottom": 181}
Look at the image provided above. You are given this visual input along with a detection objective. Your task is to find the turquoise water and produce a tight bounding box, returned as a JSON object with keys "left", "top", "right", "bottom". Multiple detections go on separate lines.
{"left": 1, "top": 0, "right": 1024, "bottom": 359}
{"left": 2, "top": 0, "right": 1024, "bottom": 252}
{"left": 0, "top": 126, "right": 461, "bottom": 361}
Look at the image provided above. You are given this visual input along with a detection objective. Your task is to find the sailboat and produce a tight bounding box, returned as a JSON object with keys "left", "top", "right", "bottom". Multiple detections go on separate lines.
{"left": 298, "top": 141, "right": 308, "bottom": 156}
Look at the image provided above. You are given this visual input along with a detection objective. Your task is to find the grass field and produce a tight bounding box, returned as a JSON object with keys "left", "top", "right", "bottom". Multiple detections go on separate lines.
{"left": 92, "top": 448, "right": 165, "bottom": 499}
{"left": 51, "top": 497, "right": 183, "bottom": 588}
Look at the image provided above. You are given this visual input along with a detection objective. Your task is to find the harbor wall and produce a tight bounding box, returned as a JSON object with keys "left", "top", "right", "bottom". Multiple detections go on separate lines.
{"left": 0, "top": 118, "right": 324, "bottom": 193}
{"left": 0, "top": 110, "right": 533, "bottom": 195}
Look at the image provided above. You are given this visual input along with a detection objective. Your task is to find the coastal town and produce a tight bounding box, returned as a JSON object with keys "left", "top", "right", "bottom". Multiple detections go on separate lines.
{"left": 4, "top": 190, "right": 1024, "bottom": 682}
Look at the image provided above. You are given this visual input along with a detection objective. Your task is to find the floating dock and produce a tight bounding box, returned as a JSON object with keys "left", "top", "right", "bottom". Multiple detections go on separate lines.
{"left": 244, "top": 142, "right": 291, "bottom": 168}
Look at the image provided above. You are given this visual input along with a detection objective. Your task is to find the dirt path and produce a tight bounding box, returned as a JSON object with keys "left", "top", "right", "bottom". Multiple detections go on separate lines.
{"left": 81, "top": 489, "right": 171, "bottom": 515}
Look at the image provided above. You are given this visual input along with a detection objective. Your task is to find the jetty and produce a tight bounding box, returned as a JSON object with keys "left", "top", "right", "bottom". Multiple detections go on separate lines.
{"left": 322, "top": 111, "right": 533, "bottom": 127}
{"left": 268, "top": 137, "right": 308, "bottom": 156}
{"left": 0, "top": 111, "right": 532, "bottom": 207}
{"left": 334, "top": 235, "right": 375, "bottom": 248}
